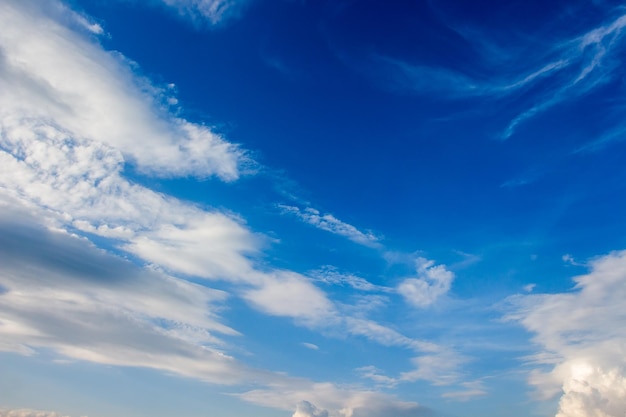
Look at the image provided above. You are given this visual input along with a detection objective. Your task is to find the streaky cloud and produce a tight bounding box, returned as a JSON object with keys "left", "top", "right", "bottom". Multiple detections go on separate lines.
{"left": 159, "top": 0, "right": 250, "bottom": 27}
{"left": 0, "top": 409, "right": 73, "bottom": 417}
{"left": 278, "top": 204, "right": 381, "bottom": 247}
{"left": 362, "top": 5, "right": 626, "bottom": 141}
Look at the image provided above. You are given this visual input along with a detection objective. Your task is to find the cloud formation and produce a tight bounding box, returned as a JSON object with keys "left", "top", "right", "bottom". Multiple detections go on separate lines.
{"left": 0, "top": 2, "right": 472, "bottom": 415}
{"left": 365, "top": 5, "right": 626, "bottom": 141}
{"left": 0, "top": 409, "right": 75, "bottom": 417}
{"left": 278, "top": 204, "right": 381, "bottom": 247}
{"left": 397, "top": 258, "right": 455, "bottom": 308}
{"left": 508, "top": 250, "right": 626, "bottom": 417}
{"left": 240, "top": 381, "right": 428, "bottom": 417}
{"left": 159, "top": 0, "right": 249, "bottom": 26}
{"left": 0, "top": 0, "right": 245, "bottom": 180}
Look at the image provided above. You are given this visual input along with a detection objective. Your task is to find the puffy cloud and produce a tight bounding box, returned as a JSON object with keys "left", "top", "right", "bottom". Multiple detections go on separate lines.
{"left": 507, "top": 250, "right": 626, "bottom": 417}
{"left": 293, "top": 401, "right": 329, "bottom": 417}
{"left": 397, "top": 258, "right": 454, "bottom": 308}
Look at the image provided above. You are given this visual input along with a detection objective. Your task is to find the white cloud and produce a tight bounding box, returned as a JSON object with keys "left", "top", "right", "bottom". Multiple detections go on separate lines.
{"left": 301, "top": 342, "right": 320, "bottom": 350}
{"left": 400, "top": 351, "right": 466, "bottom": 386}
{"left": 507, "top": 250, "right": 626, "bottom": 417}
{"left": 242, "top": 271, "right": 335, "bottom": 323}
{"left": 441, "top": 380, "right": 488, "bottom": 401}
{"left": 159, "top": 0, "right": 249, "bottom": 26}
{"left": 0, "top": 208, "right": 257, "bottom": 384}
{"left": 367, "top": 7, "right": 626, "bottom": 141}
{"left": 397, "top": 257, "right": 454, "bottom": 308}
{"left": 293, "top": 401, "right": 329, "bottom": 417}
{"left": 0, "top": 0, "right": 246, "bottom": 180}
{"left": 239, "top": 381, "right": 427, "bottom": 417}
{"left": 122, "top": 213, "right": 261, "bottom": 282}
{"left": 356, "top": 366, "right": 398, "bottom": 388}
{"left": 310, "top": 266, "right": 392, "bottom": 292}
{"left": 0, "top": 2, "right": 472, "bottom": 414}
{"left": 278, "top": 204, "right": 381, "bottom": 247}
{"left": 0, "top": 409, "right": 75, "bottom": 417}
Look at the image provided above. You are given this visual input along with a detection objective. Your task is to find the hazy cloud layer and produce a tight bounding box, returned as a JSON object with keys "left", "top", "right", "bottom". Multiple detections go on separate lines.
{"left": 0, "top": 409, "right": 75, "bottom": 417}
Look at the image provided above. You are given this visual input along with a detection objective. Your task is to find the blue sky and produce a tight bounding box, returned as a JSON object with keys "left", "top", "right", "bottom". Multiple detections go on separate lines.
{"left": 1, "top": 0, "right": 626, "bottom": 416}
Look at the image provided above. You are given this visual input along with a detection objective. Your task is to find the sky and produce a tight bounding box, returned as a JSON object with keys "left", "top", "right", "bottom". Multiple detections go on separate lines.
{"left": 1, "top": 0, "right": 626, "bottom": 416}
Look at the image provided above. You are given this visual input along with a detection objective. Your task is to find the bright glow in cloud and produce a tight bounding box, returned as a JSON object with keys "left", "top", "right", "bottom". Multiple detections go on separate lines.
{"left": 508, "top": 250, "right": 626, "bottom": 417}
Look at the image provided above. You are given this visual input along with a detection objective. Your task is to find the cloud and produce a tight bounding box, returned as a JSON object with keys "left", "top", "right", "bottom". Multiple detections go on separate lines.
{"left": 0, "top": 0, "right": 246, "bottom": 180}
{"left": 278, "top": 204, "right": 381, "bottom": 247}
{"left": 159, "top": 0, "right": 249, "bottom": 26}
{"left": 293, "top": 401, "right": 329, "bottom": 417}
{"left": 239, "top": 381, "right": 428, "bottom": 417}
{"left": 242, "top": 271, "right": 335, "bottom": 323}
{"left": 0, "top": 206, "right": 258, "bottom": 384}
{"left": 356, "top": 366, "right": 398, "bottom": 388}
{"left": 400, "top": 351, "right": 466, "bottom": 386}
{"left": 310, "top": 266, "right": 392, "bottom": 293}
{"left": 0, "top": 409, "right": 75, "bottom": 417}
{"left": 440, "top": 380, "right": 487, "bottom": 401}
{"left": 397, "top": 258, "right": 455, "bottom": 308}
{"left": 364, "top": 6, "right": 626, "bottom": 140}
{"left": 0, "top": 2, "right": 473, "bottom": 414}
{"left": 507, "top": 250, "right": 626, "bottom": 417}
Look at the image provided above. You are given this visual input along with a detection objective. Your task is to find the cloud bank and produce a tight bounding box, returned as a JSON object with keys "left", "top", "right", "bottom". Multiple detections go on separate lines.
{"left": 508, "top": 250, "right": 626, "bottom": 417}
{"left": 0, "top": 1, "right": 471, "bottom": 416}
{"left": 0, "top": 409, "right": 75, "bottom": 417}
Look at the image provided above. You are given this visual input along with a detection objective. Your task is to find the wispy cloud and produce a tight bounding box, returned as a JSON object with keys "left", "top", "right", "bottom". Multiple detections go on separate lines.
{"left": 310, "top": 266, "right": 392, "bottom": 293}
{"left": 506, "top": 250, "right": 626, "bottom": 417}
{"left": 278, "top": 204, "right": 381, "bottom": 247}
{"left": 158, "top": 0, "right": 250, "bottom": 27}
{"left": 301, "top": 342, "right": 319, "bottom": 350}
{"left": 362, "top": 6, "right": 626, "bottom": 141}
{"left": 0, "top": 409, "right": 74, "bottom": 417}
{"left": 441, "top": 380, "right": 488, "bottom": 401}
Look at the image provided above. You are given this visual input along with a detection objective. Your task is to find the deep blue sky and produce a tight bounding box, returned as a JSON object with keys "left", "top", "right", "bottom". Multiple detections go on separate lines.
{"left": 1, "top": 1, "right": 626, "bottom": 417}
